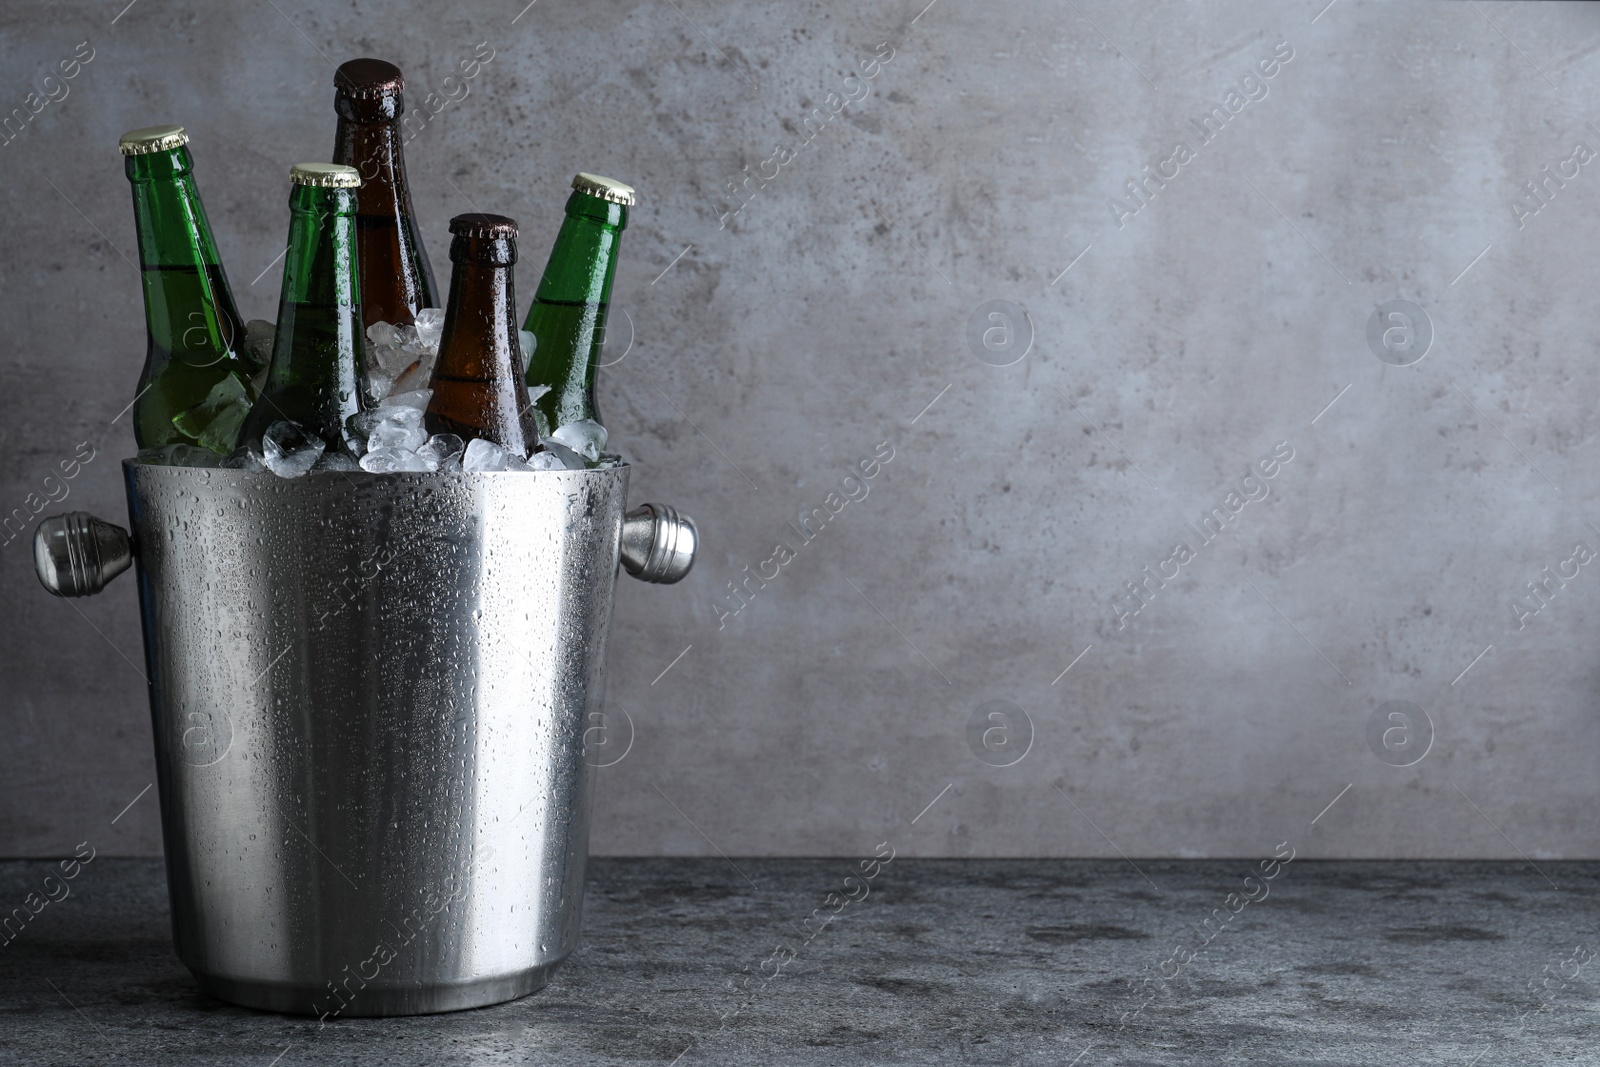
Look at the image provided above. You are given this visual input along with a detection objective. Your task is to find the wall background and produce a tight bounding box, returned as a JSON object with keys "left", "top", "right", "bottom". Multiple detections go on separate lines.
{"left": 2, "top": 0, "right": 1598, "bottom": 859}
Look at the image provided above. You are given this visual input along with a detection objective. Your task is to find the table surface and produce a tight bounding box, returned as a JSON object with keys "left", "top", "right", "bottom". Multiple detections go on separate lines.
{"left": 1, "top": 858, "right": 1596, "bottom": 1065}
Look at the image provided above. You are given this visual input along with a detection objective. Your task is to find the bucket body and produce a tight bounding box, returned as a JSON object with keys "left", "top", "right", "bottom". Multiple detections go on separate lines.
{"left": 122, "top": 461, "right": 626, "bottom": 1017}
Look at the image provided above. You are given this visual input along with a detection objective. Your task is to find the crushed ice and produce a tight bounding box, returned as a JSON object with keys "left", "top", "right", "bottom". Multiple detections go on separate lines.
{"left": 140, "top": 312, "right": 623, "bottom": 476}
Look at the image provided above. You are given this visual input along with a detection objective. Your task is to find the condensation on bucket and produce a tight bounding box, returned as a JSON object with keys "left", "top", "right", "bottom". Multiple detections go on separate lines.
{"left": 124, "top": 461, "right": 627, "bottom": 1016}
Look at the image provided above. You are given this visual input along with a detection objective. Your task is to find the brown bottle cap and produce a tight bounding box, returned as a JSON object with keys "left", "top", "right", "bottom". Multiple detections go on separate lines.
{"left": 119, "top": 124, "right": 188, "bottom": 155}
{"left": 290, "top": 162, "right": 362, "bottom": 188}
{"left": 450, "top": 213, "right": 519, "bottom": 239}
{"left": 335, "top": 58, "right": 404, "bottom": 99}
{"left": 572, "top": 173, "right": 636, "bottom": 206}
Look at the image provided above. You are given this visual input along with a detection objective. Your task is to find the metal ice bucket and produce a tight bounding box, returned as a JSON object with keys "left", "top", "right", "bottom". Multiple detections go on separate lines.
{"left": 32, "top": 460, "right": 695, "bottom": 1017}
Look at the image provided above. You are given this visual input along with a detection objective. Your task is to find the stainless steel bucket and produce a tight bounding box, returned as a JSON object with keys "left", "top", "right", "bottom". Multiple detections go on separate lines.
{"left": 33, "top": 461, "right": 695, "bottom": 1018}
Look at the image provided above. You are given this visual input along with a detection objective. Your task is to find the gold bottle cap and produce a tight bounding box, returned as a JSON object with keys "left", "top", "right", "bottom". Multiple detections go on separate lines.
{"left": 572, "top": 173, "right": 636, "bottom": 206}
{"left": 119, "top": 124, "right": 188, "bottom": 156}
{"left": 290, "top": 162, "right": 362, "bottom": 188}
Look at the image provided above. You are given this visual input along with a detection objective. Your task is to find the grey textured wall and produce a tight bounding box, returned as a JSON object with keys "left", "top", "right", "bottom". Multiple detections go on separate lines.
{"left": 3, "top": 0, "right": 1598, "bottom": 859}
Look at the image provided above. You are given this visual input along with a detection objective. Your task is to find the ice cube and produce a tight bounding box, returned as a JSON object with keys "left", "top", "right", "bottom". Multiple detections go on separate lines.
{"left": 314, "top": 451, "right": 360, "bottom": 472}
{"left": 366, "top": 321, "right": 401, "bottom": 349}
{"left": 346, "top": 408, "right": 382, "bottom": 447}
{"left": 504, "top": 452, "right": 532, "bottom": 472}
{"left": 364, "top": 374, "right": 394, "bottom": 407}
{"left": 359, "top": 447, "right": 434, "bottom": 473}
{"left": 528, "top": 450, "right": 566, "bottom": 471}
{"left": 137, "top": 443, "right": 222, "bottom": 468}
{"left": 364, "top": 322, "right": 425, "bottom": 404}
{"left": 367, "top": 407, "right": 428, "bottom": 453}
{"left": 364, "top": 373, "right": 393, "bottom": 407}
{"left": 595, "top": 452, "right": 626, "bottom": 469}
{"left": 390, "top": 360, "right": 437, "bottom": 396}
{"left": 222, "top": 447, "right": 266, "bottom": 471}
{"left": 418, "top": 433, "right": 465, "bottom": 468}
{"left": 461, "top": 438, "right": 511, "bottom": 472}
{"left": 371, "top": 324, "right": 419, "bottom": 374}
{"left": 527, "top": 384, "right": 550, "bottom": 404}
{"left": 240, "top": 319, "right": 275, "bottom": 376}
{"left": 384, "top": 389, "right": 432, "bottom": 410}
{"left": 375, "top": 403, "right": 423, "bottom": 424}
{"left": 517, "top": 329, "right": 536, "bottom": 374}
{"left": 550, "top": 419, "right": 608, "bottom": 462}
{"left": 364, "top": 314, "right": 444, "bottom": 400}
{"left": 171, "top": 371, "right": 253, "bottom": 455}
{"left": 413, "top": 307, "right": 446, "bottom": 348}
{"left": 261, "top": 421, "right": 326, "bottom": 479}
{"left": 537, "top": 438, "right": 588, "bottom": 470}
{"left": 349, "top": 396, "right": 423, "bottom": 436}
{"left": 369, "top": 422, "right": 428, "bottom": 453}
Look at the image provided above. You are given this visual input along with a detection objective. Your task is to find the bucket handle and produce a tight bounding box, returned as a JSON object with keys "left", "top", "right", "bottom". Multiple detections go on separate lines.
{"left": 621, "top": 503, "right": 698, "bottom": 584}
{"left": 33, "top": 512, "right": 133, "bottom": 598}
{"left": 33, "top": 499, "right": 697, "bottom": 595}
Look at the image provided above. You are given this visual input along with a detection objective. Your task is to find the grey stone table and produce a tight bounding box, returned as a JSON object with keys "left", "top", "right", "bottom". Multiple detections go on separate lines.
{"left": 1, "top": 858, "right": 1596, "bottom": 1065}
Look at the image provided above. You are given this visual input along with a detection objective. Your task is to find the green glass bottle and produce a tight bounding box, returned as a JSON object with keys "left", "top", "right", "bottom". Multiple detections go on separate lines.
{"left": 522, "top": 173, "right": 634, "bottom": 437}
{"left": 121, "top": 124, "right": 256, "bottom": 454}
{"left": 238, "top": 163, "right": 367, "bottom": 457}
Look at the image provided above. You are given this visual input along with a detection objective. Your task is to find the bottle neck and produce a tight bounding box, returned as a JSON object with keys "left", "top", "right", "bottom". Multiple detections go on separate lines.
{"left": 279, "top": 184, "right": 361, "bottom": 309}
{"left": 437, "top": 259, "right": 520, "bottom": 378}
{"left": 332, "top": 116, "right": 409, "bottom": 215}
{"left": 125, "top": 148, "right": 223, "bottom": 270}
{"left": 331, "top": 112, "right": 438, "bottom": 326}
{"left": 124, "top": 146, "right": 243, "bottom": 356}
{"left": 427, "top": 252, "right": 533, "bottom": 451}
{"left": 530, "top": 192, "right": 627, "bottom": 305}
{"left": 247, "top": 183, "right": 365, "bottom": 453}
{"left": 522, "top": 192, "right": 627, "bottom": 432}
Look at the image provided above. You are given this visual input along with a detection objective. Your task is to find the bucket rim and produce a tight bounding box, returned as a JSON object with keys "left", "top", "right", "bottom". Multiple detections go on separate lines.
{"left": 121, "top": 457, "right": 631, "bottom": 480}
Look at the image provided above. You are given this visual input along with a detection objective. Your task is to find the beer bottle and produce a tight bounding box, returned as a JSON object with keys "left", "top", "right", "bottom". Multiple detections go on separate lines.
{"left": 522, "top": 173, "right": 634, "bottom": 437}
{"left": 238, "top": 164, "right": 367, "bottom": 456}
{"left": 424, "top": 214, "right": 536, "bottom": 453}
{"left": 331, "top": 58, "right": 438, "bottom": 330}
{"left": 121, "top": 124, "right": 256, "bottom": 453}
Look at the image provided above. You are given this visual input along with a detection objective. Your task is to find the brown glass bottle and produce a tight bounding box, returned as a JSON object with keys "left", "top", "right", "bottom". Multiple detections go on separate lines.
{"left": 331, "top": 57, "right": 438, "bottom": 329}
{"left": 424, "top": 214, "right": 536, "bottom": 452}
